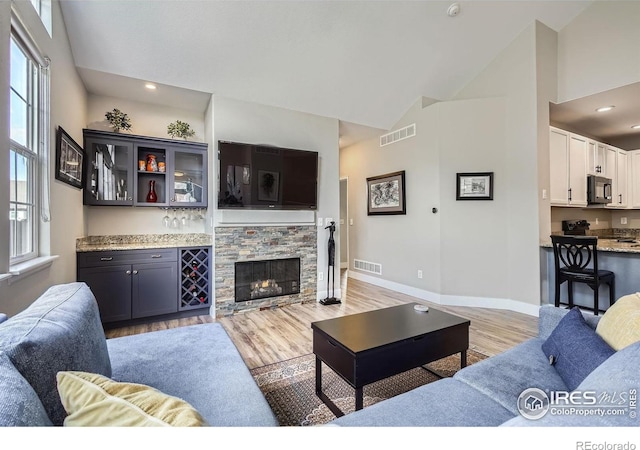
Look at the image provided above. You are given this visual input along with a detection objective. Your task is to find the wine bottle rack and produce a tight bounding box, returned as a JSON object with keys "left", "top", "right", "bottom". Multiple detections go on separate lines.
{"left": 179, "top": 247, "right": 211, "bottom": 311}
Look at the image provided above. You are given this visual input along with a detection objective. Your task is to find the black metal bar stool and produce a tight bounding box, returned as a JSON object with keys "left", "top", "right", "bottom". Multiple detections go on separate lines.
{"left": 550, "top": 235, "right": 615, "bottom": 315}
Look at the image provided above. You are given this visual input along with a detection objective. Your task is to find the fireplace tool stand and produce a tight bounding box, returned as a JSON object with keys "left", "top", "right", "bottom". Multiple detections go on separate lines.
{"left": 320, "top": 221, "right": 341, "bottom": 306}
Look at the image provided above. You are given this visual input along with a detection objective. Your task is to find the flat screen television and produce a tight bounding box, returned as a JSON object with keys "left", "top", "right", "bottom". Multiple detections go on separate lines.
{"left": 218, "top": 141, "right": 318, "bottom": 210}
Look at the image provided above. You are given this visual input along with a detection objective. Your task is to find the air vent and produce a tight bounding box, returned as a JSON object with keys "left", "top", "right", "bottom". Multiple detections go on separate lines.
{"left": 379, "top": 123, "right": 416, "bottom": 147}
{"left": 353, "top": 259, "right": 382, "bottom": 275}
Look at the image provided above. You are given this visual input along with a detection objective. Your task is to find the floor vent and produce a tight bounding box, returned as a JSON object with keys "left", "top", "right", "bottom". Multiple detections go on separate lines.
{"left": 353, "top": 259, "right": 382, "bottom": 275}
{"left": 380, "top": 123, "right": 416, "bottom": 147}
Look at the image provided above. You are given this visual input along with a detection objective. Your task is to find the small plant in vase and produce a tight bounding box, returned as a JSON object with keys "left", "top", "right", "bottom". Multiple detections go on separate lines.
{"left": 167, "top": 120, "right": 196, "bottom": 140}
{"left": 105, "top": 108, "right": 132, "bottom": 133}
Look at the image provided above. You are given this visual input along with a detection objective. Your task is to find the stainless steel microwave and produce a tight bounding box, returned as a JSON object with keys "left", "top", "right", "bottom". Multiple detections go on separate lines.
{"left": 587, "top": 175, "right": 612, "bottom": 204}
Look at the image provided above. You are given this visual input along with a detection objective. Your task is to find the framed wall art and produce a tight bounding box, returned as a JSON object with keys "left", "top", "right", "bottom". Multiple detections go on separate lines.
{"left": 55, "top": 126, "right": 84, "bottom": 189}
{"left": 456, "top": 172, "right": 493, "bottom": 200}
{"left": 366, "top": 170, "right": 406, "bottom": 215}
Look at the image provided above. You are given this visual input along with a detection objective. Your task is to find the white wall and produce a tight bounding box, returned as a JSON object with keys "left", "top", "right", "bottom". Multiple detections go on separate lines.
{"left": 212, "top": 96, "right": 340, "bottom": 299}
{"left": 557, "top": 1, "right": 640, "bottom": 103}
{"left": 341, "top": 99, "right": 442, "bottom": 295}
{"left": 341, "top": 23, "right": 545, "bottom": 314}
{"left": 84, "top": 95, "right": 207, "bottom": 236}
{"left": 0, "top": 0, "right": 88, "bottom": 315}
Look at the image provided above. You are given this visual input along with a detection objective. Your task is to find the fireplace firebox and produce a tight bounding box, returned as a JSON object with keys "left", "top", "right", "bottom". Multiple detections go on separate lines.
{"left": 235, "top": 257, "right": 301, "bottom": 302}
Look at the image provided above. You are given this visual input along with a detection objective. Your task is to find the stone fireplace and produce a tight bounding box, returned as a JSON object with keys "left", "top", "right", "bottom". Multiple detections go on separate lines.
{"left": 235, "top": 257, "right": 300, "bottom": 302}
{"left": 214, "top": 226, "right": 317, "bottom": 317}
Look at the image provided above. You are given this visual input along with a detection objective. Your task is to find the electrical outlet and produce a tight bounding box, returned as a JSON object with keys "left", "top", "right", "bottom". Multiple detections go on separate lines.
{"left": 595, "top": 218, "right": 599, "bottom": 225}
{"left": 621, "top": 217, "right": 628, "bottom": 225}
{"left": 417, "top": 270, "right": 423, "bottom": 279}
{"left": 318, "top": 272, "right": 324, "bottom": 281}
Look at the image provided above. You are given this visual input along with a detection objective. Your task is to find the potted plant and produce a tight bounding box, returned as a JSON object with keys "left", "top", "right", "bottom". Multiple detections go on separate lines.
{"left": 167, "top": 120, "right": 196, "bottom": 140}
{"left": 105, "top": 108, "right": 132, "bottom": 133}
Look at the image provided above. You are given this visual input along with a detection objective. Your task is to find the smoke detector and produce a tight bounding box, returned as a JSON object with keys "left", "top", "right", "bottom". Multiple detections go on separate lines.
{"left": 447, "top": 2, "right": 461, "bottom": 17}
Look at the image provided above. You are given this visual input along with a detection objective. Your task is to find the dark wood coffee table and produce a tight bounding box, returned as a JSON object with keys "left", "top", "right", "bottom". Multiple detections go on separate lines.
{"left": 311, "top": 303, "right": 470, "bottom": 417}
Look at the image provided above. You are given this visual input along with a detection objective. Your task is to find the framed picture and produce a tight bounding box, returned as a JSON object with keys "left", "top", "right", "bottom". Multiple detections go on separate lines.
{"left": 258, "top": 170, "right": 280, "bottom": 202}
{"left": 366, "top": 170, "right": 406, "bottom": 215}
{"left": 55, "top": 127, "right": 84, "bottom": 189}
{"left": 456, "top": 172, "right": 493, "bottom": 200}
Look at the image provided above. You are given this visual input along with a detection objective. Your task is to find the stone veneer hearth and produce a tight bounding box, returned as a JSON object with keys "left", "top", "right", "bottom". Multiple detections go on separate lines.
{"left": 214, "top": 226, "right": 317, "bottom": 317}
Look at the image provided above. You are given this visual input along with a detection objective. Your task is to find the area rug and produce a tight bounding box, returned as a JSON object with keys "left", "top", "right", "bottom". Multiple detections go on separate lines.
{"left": 250, "top": 350, "right": 487, "bottom": 426}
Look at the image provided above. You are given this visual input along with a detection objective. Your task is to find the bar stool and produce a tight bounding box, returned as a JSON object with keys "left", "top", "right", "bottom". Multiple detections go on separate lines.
{"left": 550, "top": 235, "right": 615, "bottom": 315}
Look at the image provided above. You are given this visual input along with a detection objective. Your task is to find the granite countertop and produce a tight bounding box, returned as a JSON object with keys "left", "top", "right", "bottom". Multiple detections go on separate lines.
{"left": 540, "top": 238, "right": 640, "bottom": 254}
{"left": 76, "top": 234, "right": 213, "bottom": 252}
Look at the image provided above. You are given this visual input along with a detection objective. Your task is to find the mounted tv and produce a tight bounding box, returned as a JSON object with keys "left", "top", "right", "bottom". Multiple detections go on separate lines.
{"left": 218, "top": 141, "right": 318, "bottom": 210}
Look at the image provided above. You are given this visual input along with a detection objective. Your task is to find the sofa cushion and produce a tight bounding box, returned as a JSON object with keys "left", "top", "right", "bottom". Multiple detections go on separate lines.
{"left": 330, "top": 378, "right": 514, "bottom": 426}
{"left": 542, "top": 307, "right": 614, "bottom": 391}
{"left": 596, "top": 292, "right": 640, "bottom": 351}
{"left": 538, "top": 304, "right": 600, "bottom": 340}
{"left": 453, "top": 338, "right": 568, "bottom": 415}
{"left": 0, "top": 282, "right": 111, "bottom": 425}
{"left": 56, "top": 371, "right": 207, "bottom": 427}
{"left": 0, "top": 351, "right": 52, "bottom": 426}
{"left": 107, "top": 323, "right": 278, "bottom": 427}
{"left": 501, "top": 340, "right": 640, "bottom": 427}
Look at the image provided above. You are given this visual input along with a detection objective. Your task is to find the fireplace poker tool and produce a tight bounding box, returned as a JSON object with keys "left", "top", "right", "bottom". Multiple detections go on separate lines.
{"left": 320, "top": 221, "right": 341, "bottom": 306}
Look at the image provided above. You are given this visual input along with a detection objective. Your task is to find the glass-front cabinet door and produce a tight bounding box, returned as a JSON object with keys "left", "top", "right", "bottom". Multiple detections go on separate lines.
{"left": 83, "top": 137, "right": 133, "bottom": 206}
{"left": 168, "top": 147, "right": 208, "bottom": 207}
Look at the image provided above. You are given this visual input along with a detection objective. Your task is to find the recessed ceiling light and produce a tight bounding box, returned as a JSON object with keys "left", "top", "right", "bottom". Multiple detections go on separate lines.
{"left": 145, "top": 83, "right": 157, "bottom": 90}
{"left": 632, "top": 125, "right": 640, "bottom": 130}
{"left": 596, "top": 106, "right": 615, "bottom": 112}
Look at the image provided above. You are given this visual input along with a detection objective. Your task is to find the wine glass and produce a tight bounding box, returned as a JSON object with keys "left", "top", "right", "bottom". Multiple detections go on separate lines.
{"left": 171, "top": 208, "right": 180, "bottom": 229}
{"left": 162, "top": 208, "right": 170, "bottom": 227}
{"left": 181, "top": 208, "right": 188, "bottom": 227}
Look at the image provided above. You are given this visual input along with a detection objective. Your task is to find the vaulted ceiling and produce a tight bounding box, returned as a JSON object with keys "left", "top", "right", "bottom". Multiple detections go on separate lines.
{"left": 60, "top": 0, "right": 593, "bottom": 143}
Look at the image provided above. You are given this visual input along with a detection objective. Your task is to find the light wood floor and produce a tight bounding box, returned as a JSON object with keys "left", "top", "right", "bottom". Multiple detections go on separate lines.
{"left": 105, "top": 270, "right": 538, "bottom": 370}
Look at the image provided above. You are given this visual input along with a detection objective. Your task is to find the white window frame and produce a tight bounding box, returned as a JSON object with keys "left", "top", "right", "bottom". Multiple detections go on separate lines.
{"left": 9, "top": 20, "right": 49, "bottom": 266}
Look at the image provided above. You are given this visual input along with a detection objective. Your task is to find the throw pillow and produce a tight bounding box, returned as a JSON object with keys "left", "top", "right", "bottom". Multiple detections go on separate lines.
{"left": 596, "top": 292, "right": 640, "bottom": 351}
{"left": 541, "top": 307, "right": 615, "bottom": 391}
{"left": 56, "top": 371, "right": 207, "bottom": 427}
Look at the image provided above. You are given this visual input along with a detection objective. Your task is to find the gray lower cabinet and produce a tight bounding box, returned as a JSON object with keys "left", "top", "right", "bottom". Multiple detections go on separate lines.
{"left": 77, "top": 249, "right": 178, "bottom": 323}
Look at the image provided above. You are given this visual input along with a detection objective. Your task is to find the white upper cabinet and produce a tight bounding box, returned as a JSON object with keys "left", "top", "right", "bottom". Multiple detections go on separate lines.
{"left": 631, "top": 150, "right": 640, "bottom": 209}
{"left": 605, "top": 145, "right": 629, "bottom": 209}
{"left": 549, "top": 127, "right": 587, "bottom": 207}
{"left": 588, "top": 139, "right": 606, "bottom": 175}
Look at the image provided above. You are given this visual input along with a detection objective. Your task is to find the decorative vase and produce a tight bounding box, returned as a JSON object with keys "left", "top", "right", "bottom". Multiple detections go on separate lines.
{"left": 146, "top": 180, "right": 158, "bottom": 203}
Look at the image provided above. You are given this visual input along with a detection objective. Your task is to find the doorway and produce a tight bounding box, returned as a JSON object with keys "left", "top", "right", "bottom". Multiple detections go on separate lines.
{"left": 339, "top": 178, "right": 349, "bottom": 271}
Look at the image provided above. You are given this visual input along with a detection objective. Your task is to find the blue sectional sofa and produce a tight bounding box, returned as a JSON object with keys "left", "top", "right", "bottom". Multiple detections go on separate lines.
{"left": 331, "top": 305, "right": 640, "bottom": 427}
{"left": 0, "top": 282, "right": 278, "bottom": 426}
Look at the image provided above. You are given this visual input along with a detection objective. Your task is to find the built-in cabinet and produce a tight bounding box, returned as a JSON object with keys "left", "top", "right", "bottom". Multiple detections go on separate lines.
{"left": 77, "top": 247, "right": 211, "bottom": 324}
{"left": 550, "top": 127, "right": 587, "bottom": 206}
{"left": 83, "top": 129, "right": 208, "bottom": 208}
{"left": 550, "top": 126, "right": 636, "bottom": 209}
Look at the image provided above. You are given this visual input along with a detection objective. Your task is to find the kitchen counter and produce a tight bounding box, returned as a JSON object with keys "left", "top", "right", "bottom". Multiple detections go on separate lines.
{"left": 76, "top": 233, "right": 212, "bottom": 252}
{"left": 540, "top": 236, "right": 640, "bottom": 311}
{"left": 540, "top": 238, "right": 640, "bottom": 254}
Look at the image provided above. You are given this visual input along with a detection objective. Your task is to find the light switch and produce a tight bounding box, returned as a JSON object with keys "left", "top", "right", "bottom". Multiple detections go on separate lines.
{"left": 325, "top": 218, "right": 334, "bottom": 226}
{"left": 349, "top": 219, "right": 354, "bottom": 226}
{"left": 317, "top": 217, "right": 323, "bottom": 227}
{"left": 340, "top": 219, "right": 345, "bottom": 225}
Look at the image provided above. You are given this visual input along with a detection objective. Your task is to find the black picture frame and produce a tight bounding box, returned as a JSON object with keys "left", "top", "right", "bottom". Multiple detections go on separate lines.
{"left": 55, "top": 126, "right": 84, "bottom": 189}
{"left": 366, "top": 170, "right": 406, "bottom": 215}
{"left": 456, "top": 172, "right": 493, "bottom": 200}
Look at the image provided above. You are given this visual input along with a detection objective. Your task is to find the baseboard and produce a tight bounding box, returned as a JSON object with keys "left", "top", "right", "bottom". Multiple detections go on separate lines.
{"left": 316, "top": 288, "right": 343, "bottom": 302}
{"left": 348, "top": 271, "right": 540, "bottom": 317}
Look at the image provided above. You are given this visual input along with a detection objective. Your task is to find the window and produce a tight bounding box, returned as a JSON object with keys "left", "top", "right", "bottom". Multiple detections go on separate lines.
{"left": 29, "top": 0, "right": 52, "bottom": 36}
{"left": 9, "top": 31, "right": 47, "bottom": 264}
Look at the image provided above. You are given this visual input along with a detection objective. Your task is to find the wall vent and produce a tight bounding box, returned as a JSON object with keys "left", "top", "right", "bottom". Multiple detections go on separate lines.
{"left": 379, "top": 123, "right": 416, "bottom": 147}
{"left": 353, "top": 258, "right": 382, "bottom": 275}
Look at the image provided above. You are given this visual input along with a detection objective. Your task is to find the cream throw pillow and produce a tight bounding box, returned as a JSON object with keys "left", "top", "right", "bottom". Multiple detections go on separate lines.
{"left": 56, "top": 371, "right": 207, "bottom": 427}
{"left": 596, "top": 293, "right": 640, "bottom": 351}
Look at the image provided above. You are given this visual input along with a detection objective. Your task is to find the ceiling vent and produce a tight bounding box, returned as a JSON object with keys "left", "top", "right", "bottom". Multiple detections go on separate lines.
{"left": 379, "top": 123, "right": 416, "bottom": 147}
{"left": 353, "top": 258, "right": 382, "bottom": 275}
